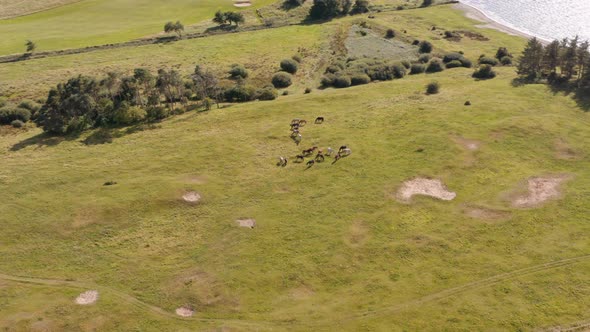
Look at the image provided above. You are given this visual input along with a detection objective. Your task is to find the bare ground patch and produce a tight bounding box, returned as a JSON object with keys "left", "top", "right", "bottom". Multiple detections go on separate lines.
{"left": 75, "top": 290, "right": 98, "bottom": 305}
{"left": 397, "top": 178, "right": 456, "bottom": 202}
{"left": 175, "top": 306, "right": 195, "bottom": 317}
{"left": 182, "top": 191, "right": 201, "bottom": 203}
{"left": 511, "top": 175, "right": 571, "bottom": 208}
{"left": 463, "top": 205, "right": 511, "bottom": 222}
{"left": 236, "top": 218, "right": 256, "bottom": 228}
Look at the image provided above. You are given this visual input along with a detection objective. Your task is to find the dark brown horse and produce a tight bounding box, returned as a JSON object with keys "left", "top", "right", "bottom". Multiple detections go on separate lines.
{"left": 315, "top": 117, "right": 324, "bottom": 124}
{"left": 302, "top": 146, "right": 318, "bottom": 156}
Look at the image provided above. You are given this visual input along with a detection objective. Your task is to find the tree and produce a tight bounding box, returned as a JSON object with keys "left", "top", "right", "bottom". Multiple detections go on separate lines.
{"left": 576, "top": 41, "right": 589, "bottom": 81}
{"left": 164, "top": 21, "right": 184, "bottom": 38}
{"left": 542, "top": 40, "right": 561, "bottom": 74}
{"left": 192, "top": 65, "right": 219, "bottom": 100}
{"left": 213, "top": 11, "right": 227, "bottom": 25}
{"left": 517, "top": 37, "right": 544, "bottom": 77}
{"left": 226, "top": 12, "right": 245, "bottom": 26}
{"left": 350, "top": 0, "right": 369, "bottom": 14}
{"left": 25, "top": 40, "right": 36, "bottom": 54}
{"left": 156, "top": 69, "right": 184, "bottom": 107}
{"left": 309, "top": 0, "right": 342, "bottom": 20}
{"left": 561, "top": 36, "right": 579, "bottom": 79}
{"left": 495, "top": 47, "right": 511, "bottom": 60}
{"left": 421, "top": 0, "right": 433, "bottom": 7}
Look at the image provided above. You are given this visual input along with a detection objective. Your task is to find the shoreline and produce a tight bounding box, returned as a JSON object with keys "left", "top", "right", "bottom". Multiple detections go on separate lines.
{"left": 452, "top": 2, "right": 551, "bottom": 44}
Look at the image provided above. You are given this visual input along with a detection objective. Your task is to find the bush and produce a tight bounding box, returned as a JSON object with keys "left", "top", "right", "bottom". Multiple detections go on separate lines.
{"left": 292, "top": 54, "right": 302, "bottom": 63}
{"left": 228, "top": 64, "right": 248, "bottom": 79}
{"left": 442, "top": 53, "right": 472, "bottom": 68}
{"left": 0, "top": 107, "right": 31, "bottom": 124}
{"left": 410, "top": 63, "right": 426, "bottom": 74}
{"left": 385, "top": 29, "right": 395, "bottom": 39}
{"left": 418, "top": 40, "right": 433, "bottom": 53}
{"left": 305, "top": 87, "right": 312, "bottom": 94}
{"left": 472, "top": 64, "right": 496, "bottom": 79}
{"left": 18, "top": 100, "right": 40, "bottom": 113}
{"left": 321, "top": 73, "right": 336, "bottom": 87}
{"left": 325, "top": 64, "right": 342, "bottom": 74}
{"left": 224, "top": 84, "right": 256, "bottom": 102}
{"left": 460, "top": 58, "right": 473, "bottom": 68}
{"left": 282, "top": 90, "right": 289, "bottom": 96}
{"left": 478, "top": 56, "right": 498, "bottom": 66}
{"left": 495, "top": 47, "right": 512, "bottom": 60}
{"left": 444, "top": 31, "right": 460, "bottom": 39}
{"left": 113, "top": 106, "right": 146, "bottom": 125}
{"left": 500, "top": 56, "right": 513, "bottom": 65}
{"left": 271, "top": 72, "right": 293, "bottom": 88}
{"left": 392, "top": 64, "right": 406, "bottom": 78}
{"left": 333, "top": 75, "right": 352, "bottom": 88}
{"left": 412, "top": 39, "right": 420, "bottom": 46}
{"left": 418, "top": 54, "right": 431, "bottom": 63}
{"left": 0, "top": 97, "right": 6, "bottom": 108}
{"left": 401, "top": 60, "right": 411, "bottom": 69}
{"left": 426, "top": 59, "right": 444, "bottom": 73}
{"left": 255, "top": 86, "right": 278, "bottom": 100}
{"left": 280, "top": 58, "right": 299, "bottom": 74}
{"left": 445, "top": 60, "right": 463, "bottom": 68}
{"left": 351, "top": 74, "right": 371, "bottom": 85}
{"left": 146, "top": 106, "right": 169, "bottom": 121}
{"left": 442, "top": 52, "right": 463, "bottom": 63}
{"left": 11, "top": 120, "right": 24, "bottom": 128}
{"left": 426, "top": 81, "right": 440, "bottom": 94}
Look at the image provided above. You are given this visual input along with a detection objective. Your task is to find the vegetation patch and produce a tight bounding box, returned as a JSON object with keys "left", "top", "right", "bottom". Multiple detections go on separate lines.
{"left": 345, "top": 25, "right": 419, "bottom": 59}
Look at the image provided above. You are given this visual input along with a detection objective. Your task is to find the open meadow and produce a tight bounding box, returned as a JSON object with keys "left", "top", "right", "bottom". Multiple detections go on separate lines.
{"left": 1, "top": 1, "right": 589, "bottom": 331}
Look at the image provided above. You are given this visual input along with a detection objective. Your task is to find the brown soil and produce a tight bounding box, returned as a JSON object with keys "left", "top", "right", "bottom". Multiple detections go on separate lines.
{"left": 236, "top": 219, "right": 256, "bottom": 228}
{"left": 182, "top": 191, "right": 201, "bottom": 203}
{"left": 75, "top": 290, "right": 98, "bottom": 305}
{"left": 512, "top": 175, "right": 571, "bottom": 208}
{"left": 175, "top": 306, "right": 195, "bottom": 317}
{"left": 233, "top": 0, "right": 252, "bottom": 7}
{"left": 463, "top": 205, "right": 511, "bottom": 222}
{"left": 397, "top": 178, "right": 456, "bottom": 202}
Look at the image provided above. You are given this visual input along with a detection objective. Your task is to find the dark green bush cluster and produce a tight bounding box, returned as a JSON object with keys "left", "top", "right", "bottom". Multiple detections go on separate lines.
{"left": 478, "top": 55, "right": 499, "bottom": 66}
{"left": 228, "top": 64, "right": 248, "bottom": 79}
{"left": 0, "top": 106, "right": 31, "bottom": 125}
{"left": 426, "top": 59, "right": 445, "bottom": 73}
{"left": 272, "top": 72, "right": 293, "bottom": 88}
{"left": 280, "top": 58, "right": 299, "bottom": 74}
{"left": 426, "top": 81, "right": 440, "bottom": 94}
{"left": 418, "top": 41, "right": 433, "bottom": 53}
{"left": 385, "top": 29, "right": 395, "bottom": 39}
{"left": 495, "top": 47, "right": 514, "bottom": 65}
{"left": 410, "top": 64, "right": 426, "bottom": 74}
{"left": 320, "top": 57, "right": 408, "bottom": 88}
{"left": 442, "top": 53, "right": 472, "bottom": 68}
{"left": 472, "top": 64, "right": 497, "bottom": 79}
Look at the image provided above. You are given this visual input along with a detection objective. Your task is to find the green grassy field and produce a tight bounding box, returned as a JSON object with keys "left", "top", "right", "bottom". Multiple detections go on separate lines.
{"left": 0, "top": 0, "right": 276, "bottom": 56}
{"left": 1, "top": 3, "right": 590, "bottom": 331}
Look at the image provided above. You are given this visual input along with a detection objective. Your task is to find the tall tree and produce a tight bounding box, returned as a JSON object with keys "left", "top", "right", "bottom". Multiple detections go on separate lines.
{"left": 309, "top": 0, "right": 342, "bottom": 19}
{"left": 226, "top": 12, "right": 245, "bottom": 26}
{"left": 213, "top": 11, "right": 227, "bottom": 25}
{"left": 576, "top": 40, "right": 589, "bottom": 82}
{"left": 542, "top": 40, "right": 561, "bottom": 74}
{"left": 517, "top": 37, "right": 544, "bottom": 78}
{"left": 164, "top": 21, "right": 184, "bottom": 37}
{"left": 561, "top": 36, "right": 579, "bottom": 79}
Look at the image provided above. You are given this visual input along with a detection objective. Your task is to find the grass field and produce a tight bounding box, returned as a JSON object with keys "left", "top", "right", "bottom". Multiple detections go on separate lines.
{"left": 0, "top": 0, "right": 276, "bottom": 56}
{"left": 1, "top": 3, "right": 590, "bottom": 331}
{"left": 0, "top": 0, "right": 81, "bottom": 19}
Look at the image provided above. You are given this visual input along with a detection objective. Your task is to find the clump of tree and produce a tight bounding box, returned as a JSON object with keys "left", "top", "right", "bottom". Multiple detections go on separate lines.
{"left": 442, "top": 53, "right": 472, "bottom": 68}
{"left": 517, "top": 36, "right": 590, "bottom": 87}
{"left": 350, "top": 0, "right": 370, "bottom": 14}
{"left": 308, "top": 0, "right": 369, "bottom": 19}
{"left": 213, "top": 11, "right": 245, "bottom": 26}
{"left": 164, "top": 21, "right": 184, "bottom": 38}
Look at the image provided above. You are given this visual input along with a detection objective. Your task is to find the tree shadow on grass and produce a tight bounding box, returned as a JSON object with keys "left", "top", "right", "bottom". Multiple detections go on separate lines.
{"left": 511, "top": 77, "right": 590, "bottom": 112}
{"left": 82, "top": 124, "right": 162, "bottom": 146}
{"left": 10, "top": 132, "right": 78, "bottom": 151}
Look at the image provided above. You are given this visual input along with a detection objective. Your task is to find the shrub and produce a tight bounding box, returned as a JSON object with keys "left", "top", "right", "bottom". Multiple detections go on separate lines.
{"left": 224, "top": 84, "right": 256, "bottom": 102}
{"left": 385, "top": 29, "right": 395, "bottom": 39}
{"left": 351, "top": 74, "right": 371, "bottom": 85}
{"left": 460, "top": 58, "right": 473, "bottom": 68}
{"left": 255, "top": 86, "right": 278, "bottom": 100}
{"left": 282, "top": 90, "right": 289, "bottom": 96}
{"left": 478, "top": 56, "right": 498, "bottom": 66}
{"left": 325, "top": 64, "right": 342, "bottom": 74}
{"left": 445, "top": 60, "right": 463, "bottom": 68}
{"left": 495, "top": 47, "right": 512, "bottom": 60}
{"left": 442, "top": 53, "right": 472, "bottom": 68}
{"left": 146, "top": 106, "right": 169, "bottom": 121}
{"left": 392, "top": 64, "right": 406, "bottom": 78}
{"left": 272, "top": 72, "right": 293, "bottom": 88}
{"left": 18, "top": 100, "right": 40, "bottom": 113}
{"left": 426, "top": 59, "right": 444, "bottom": 73}
{"left": 444, "top": 31, "right": 460, "bottom": 39}
{"left": 401, "top": 60, "right": 411, "bottom": 69}
{"left": 114, "top": 106, "right": 146, "bottom": 125}
{"left": 333, "top": 75, "right": 352, "bottom": 88}
{"left": 472, "top": 64, "right": 496, "bottom": 79}
{"left": 321, "top": 73, "right": 336, "bottom": 87}
{"left": 418, "top": 54, "right": 431, "bottom": 63}
{"left": 418, "top": 40, "right": 433, "bottom": 53}
{"left": 280, "top": 58, "right": 299, "bottom": 74}
{"left": 11, "top": 120, "right": 24, "bottom": 128}
{"left": 0, "top": 97, "right": 6, "bottom": 108}
{"left": 412, "top": 39, "right": 420, "bottom": 46}
{"left": 0, "top": 107, "right": 31, "bottom": 124}
{"left": 305, "top": 87, "right": 312, "bottom": 94}
{"left": 228, "top": 64, "right": 248, "bottom": 79}
{"left": 500, "top": 56, "right": 513, "bottom": 65}
{"left": 442, "top": 52, "right": 463, "bottom": 63}
{"left": 410, "top": 63, "right": 426, "bottom": 74}
{"left": 426, "top": 81, "right": 440, "bottom": 94}
{"left": 292, "top": 54, "right": 302, "bottom": 63}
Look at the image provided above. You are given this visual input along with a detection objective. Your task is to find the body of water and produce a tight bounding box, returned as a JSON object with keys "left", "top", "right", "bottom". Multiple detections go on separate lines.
{"left": 460, "top": 0, "right": 590, "bottom": 42}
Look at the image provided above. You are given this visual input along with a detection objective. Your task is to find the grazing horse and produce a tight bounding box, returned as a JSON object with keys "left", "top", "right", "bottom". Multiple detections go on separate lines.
{"left": 295, "top": 155, "right": 305, "bottom": 163}
{"left": 290, "top": 123, "right": 300, "bottom": 130}
{"left": 292, "top": 133, "right": 302, "bottom": 145}
{"left": 277, "top": 156, "right": 288, "bottom": 167}
{"left": 314, "top": 117, "right": 324, "bottom": 124}
{"left": 291, "top": 119, "right": 300, "bottom": 125}
{"left": 298, "top": 120, "right": 307, "bottom": 127}
{"left": 326, "top": 147, "right": 334, "bottom": 156}
{"left": 306, "top": 160, "right": 315, "bottom": 167}
{"left": 290, "top": 129, "right": 300, "bottom": 138}
{"left": 338, "top": 145, "right": 348, "bottom": 153}
{"left": 315, "top": 152, "right": 325, "bottom": 162}
{"left": 340, "top": 148, "right": 352, "bottom": 156}
{"left": 302, "top": 146, "right": 318, "bottom": 156}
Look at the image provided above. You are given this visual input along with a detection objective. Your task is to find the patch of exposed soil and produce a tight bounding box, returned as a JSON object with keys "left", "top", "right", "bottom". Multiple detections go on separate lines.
{"left": 512, "top": 175, "right": 571, "bottom": 208}
{"left": 233, "top": 0, "right": 252, "bottom": 7}
{"left": 397, "top": 178, "right": 456, "bottom": 202}
{"left": 463, "top": 205, "right": 511, "bottom": 222}
{"left": 236, "top": 219, "right": 256, "bottom": 228}
{"left": 182, "top": 191, "right": 201, "bottom": 203}
{"left": 75, "top": 290, "right": 98, "bottom": 305}
{"left": 175, "top": 306, "right": 195, "bottom": 317}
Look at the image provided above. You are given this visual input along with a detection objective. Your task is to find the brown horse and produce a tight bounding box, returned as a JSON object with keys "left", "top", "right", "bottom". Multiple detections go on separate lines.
{"left": 302, "top": 146, "right": 318, "bottom": 156}
{"left": 315, "top": 117, "right": 324, "bottom": 124}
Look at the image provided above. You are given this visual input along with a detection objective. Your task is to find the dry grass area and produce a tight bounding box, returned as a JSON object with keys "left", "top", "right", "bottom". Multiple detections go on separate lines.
{"left": 0, "top": 0, "right": 80, "bottom": 19}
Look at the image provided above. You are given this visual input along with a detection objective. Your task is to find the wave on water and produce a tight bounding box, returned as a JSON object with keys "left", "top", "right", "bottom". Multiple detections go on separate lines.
{"left": 460, "top": 0, "right": 590, "bottom": 42}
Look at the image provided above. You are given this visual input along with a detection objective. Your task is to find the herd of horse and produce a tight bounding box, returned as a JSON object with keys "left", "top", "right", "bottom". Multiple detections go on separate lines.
{"left": 277, "top": 117, "right": 352, "bottom": 168}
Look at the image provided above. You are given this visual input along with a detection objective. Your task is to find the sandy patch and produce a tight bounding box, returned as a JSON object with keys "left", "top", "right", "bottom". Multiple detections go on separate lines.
{"left": 453, "top": 136, "right": 480, "bottom": 151}
{"left": 182, "top": 191, "right": 201, "bottom": 203}
{"left": 233, "top": 1, "right": 251, "bottom": 7}
{"left": 175, "top": 306, "right": 195, "bottom": 317}
{"left": 512, "top": 175, "right": 571, "bottom": 208}
{"left": 464, "top": 205, "right": 511, "bottom": 222}
{"left": 236, "top": 219, "right": 256, "bottom": 228}
{"left": 397, "top": 178, "right": 456, "bottom": 202}
{"left": 75, "top": 290, "right": 98, "bottom": 305}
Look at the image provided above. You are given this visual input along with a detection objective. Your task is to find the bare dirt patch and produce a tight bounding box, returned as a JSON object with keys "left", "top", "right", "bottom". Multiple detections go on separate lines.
{"left": 75, "top": 290, "right": 98, "bottom": 305}
{"left": 175, "top": 306, "right": 195, "bottom": 317}
{"left": 236, "top": 219, "right": 256, "bottom": 228}
{"left": 512, "top": 175, "right": 571, "bottom": 208}
{"left": 182, "top": 191, "right": 201, "bottom": 203}
{"left": 233, "top": 0, "right": 252, "bottom": 7}
{"left": 463, "top": 205, "right": 511, "bottom": 222}
{"left": 397, "top": 178, "right": 456, "bottom": 202}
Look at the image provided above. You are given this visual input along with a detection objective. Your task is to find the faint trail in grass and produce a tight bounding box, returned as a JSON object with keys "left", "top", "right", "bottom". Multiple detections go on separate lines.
{"left": 1, "top": 254, "right": 589, "bottom": 328}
